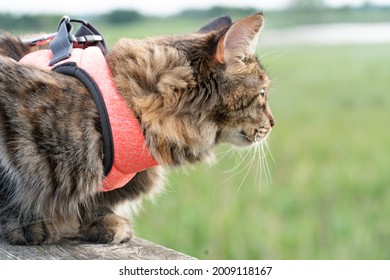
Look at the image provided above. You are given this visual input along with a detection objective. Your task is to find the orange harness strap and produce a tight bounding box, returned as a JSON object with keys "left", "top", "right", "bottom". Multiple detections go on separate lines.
{"left": 19, "top": 47, "right": 157, "bottom": 192}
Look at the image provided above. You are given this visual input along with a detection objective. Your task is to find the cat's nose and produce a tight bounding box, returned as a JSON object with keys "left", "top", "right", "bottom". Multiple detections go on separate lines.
{"left": 269, "top": 115, "right": 275, "bottom": 127}
{"left": 266, "top": 105, "right": 275, "bottom": 127}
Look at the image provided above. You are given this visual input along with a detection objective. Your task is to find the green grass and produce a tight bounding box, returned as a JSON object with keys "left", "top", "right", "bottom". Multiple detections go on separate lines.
{"left": 132, "top": 43, "right": 390, "bottom": 259}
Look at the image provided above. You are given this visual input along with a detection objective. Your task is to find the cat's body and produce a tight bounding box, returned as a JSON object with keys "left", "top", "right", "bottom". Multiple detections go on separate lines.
{"left": 0, "top": 14, "right": 274, "bottom": 245}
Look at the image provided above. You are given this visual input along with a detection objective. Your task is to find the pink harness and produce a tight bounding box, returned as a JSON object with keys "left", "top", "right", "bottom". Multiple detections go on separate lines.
{"left": 19, "top": 47, "right": 157, "bottom": 192}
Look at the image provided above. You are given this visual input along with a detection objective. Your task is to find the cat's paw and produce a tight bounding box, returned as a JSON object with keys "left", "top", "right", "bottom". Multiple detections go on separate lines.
{"left": 82, "top": 214, "right": 133, "bottom": 244}
{"left": 2, "top": 219, "right": 58, "bottom": 245}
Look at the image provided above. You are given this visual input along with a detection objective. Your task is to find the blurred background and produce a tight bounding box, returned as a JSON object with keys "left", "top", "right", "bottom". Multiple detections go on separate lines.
{"left": 1, "top": 0, "right": 389, "bottom": 259}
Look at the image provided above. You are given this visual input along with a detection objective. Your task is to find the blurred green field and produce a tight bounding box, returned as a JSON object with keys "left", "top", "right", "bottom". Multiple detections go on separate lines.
{"left": 132, "top": 42, "right": 390, "bottom": 259}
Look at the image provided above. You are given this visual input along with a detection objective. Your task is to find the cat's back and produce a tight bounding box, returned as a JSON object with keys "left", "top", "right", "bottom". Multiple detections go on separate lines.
{"left": 0, "top": 51, "right": 104, "bottom": 211}
{"left": 0, "top": 53, "right": 94, "bottom": 108}
{"left": 0, "top": 32, "right": 30, "bottom": 61}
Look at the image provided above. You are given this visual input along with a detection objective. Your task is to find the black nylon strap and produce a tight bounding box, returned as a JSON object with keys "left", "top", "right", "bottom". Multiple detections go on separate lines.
{"left": 74, "top": 20, "right": 107, "bottom": 54}
{"left": 52, "top": 62, "right": 114, "bottom": 176}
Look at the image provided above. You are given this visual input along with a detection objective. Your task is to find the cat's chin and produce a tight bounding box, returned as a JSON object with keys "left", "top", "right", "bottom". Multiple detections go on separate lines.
{"left": 224, "top": 137, "right": 255, "bottom": 147}
{"left": 224, "top": 133, "right": 270, "bottom": 148}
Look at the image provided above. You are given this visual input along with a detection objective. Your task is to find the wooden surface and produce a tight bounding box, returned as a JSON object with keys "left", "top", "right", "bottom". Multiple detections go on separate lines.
{"left": 0, "top": 237, "right": 195, "bottom": 260}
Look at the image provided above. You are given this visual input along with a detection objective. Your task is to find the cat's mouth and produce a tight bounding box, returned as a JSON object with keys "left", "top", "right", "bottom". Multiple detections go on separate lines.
{"left": 217, "top": 125, "right": 272, "bottom": 147}
{"left": 241, "top": 127, "right": 272, "bottom": 145}
{"left": 237, "top": 128, "right": 272, "bottom": 146}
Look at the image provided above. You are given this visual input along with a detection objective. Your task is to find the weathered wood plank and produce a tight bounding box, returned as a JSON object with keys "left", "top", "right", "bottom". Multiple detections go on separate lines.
{"left": 0, "top": 237, "right": 195, "bottom": 260}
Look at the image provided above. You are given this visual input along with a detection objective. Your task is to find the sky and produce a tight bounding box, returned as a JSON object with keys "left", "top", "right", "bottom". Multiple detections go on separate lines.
{"left": 0, "top": 0, "right": 389, "bottom": 16}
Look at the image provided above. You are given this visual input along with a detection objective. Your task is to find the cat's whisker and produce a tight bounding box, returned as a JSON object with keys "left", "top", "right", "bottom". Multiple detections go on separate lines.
{"left": 215, "top": 132, "right": 275, "bottom": 196}
{"left": 240, "top": 133, "right": 255, "bottom": 144}
{"left": 216, "top": 146, "right": 235, "bottom": 159}
{"left": 265, "top": 138, "right": 276, "bottom": 165}
{"left": 212, "top": 145, "right": 256, "bottom": 198}
{"left": 219, "top": 133, "right": 255, "bottom": 174}
{"left": 233, "top": 147, "right": 248, "bottom": 166}
{"left": 223, "top": 146, "right": 252, "bottom": 174}
{"left": 236, "top": 146, "right": 257, "bottom": 192}
{"left": 256, "top": 144, "right": 264, "bottom": 195}
{"left": 214, "top": 147, "right": 237, "bottom": 169}
{"left": 247, "top": 138, "right": 274, "bottom": 195}
{"left": 255, "top": 143, "right": 266, "bottom": 188}
{"left": 258, "top": 142, "right": 269, "bottom": 160}
{"left": 254, "top": 145, "right": 262, "bottom": 196}
{"left": 261, "top": 141, "right": 273, "bottom": 184}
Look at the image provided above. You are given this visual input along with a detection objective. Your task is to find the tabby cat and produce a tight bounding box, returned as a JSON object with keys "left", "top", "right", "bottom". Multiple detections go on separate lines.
{"left": 0, "top": 13, "right": 274, "bottom": 245}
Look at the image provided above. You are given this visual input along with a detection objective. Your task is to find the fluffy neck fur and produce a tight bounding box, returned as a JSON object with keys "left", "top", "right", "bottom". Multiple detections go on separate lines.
{"left": 106, "top": 33, "right": 221, "bottom": 167}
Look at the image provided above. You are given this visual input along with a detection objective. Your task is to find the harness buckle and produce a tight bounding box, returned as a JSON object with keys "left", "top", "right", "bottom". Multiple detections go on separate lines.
{"left": 48, "top": 15, "right": 107, "bottom": 66}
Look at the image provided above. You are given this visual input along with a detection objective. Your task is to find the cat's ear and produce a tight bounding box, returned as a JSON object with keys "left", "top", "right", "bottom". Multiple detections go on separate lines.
{"left": 215, "top": 13, "right": 264, "bottom": 64}
{"left": 198, "top": 16, "right": 232, "bottom": 33}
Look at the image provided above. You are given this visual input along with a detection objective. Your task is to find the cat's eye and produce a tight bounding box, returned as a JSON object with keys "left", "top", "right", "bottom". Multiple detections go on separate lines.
{"left": 260, "top": 88, "right": 265, "bottom": 97}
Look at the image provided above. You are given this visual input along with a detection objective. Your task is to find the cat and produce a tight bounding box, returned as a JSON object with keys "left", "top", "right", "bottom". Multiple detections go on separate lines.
{"left": 0, "top": 13, "right": 275, "bottom": 245}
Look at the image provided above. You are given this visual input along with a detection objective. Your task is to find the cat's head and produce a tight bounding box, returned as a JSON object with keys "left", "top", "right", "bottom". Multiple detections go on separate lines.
{"left": 109, "top": 13, "right": 275, "bottom": 166}
{"left": 200, "top": 13, "right": 275, "bottom": 147}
